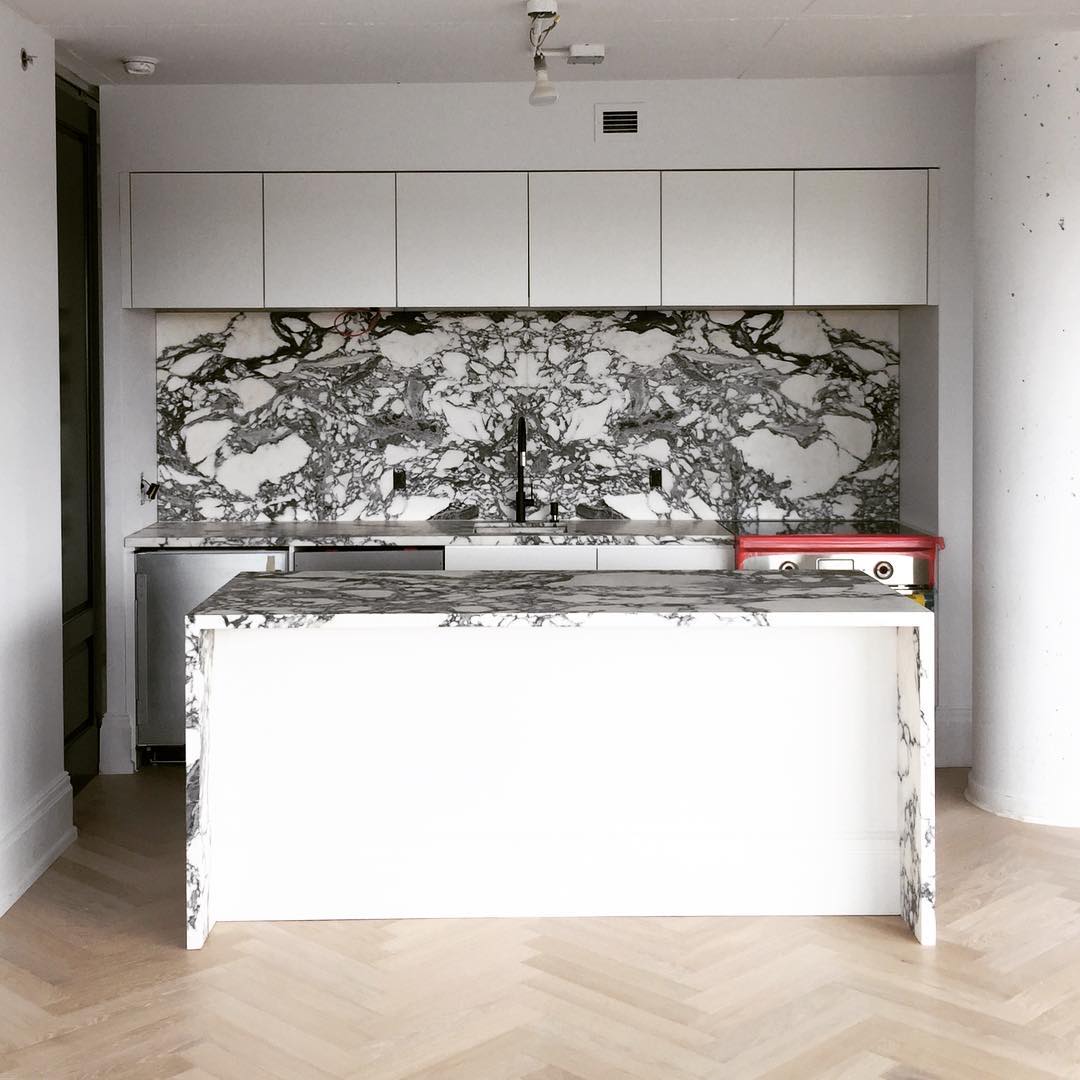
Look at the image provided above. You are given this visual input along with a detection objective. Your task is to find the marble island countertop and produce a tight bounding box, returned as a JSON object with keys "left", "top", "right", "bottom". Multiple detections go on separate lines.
{"left": 189, "top": 569, "right": 930, "bottom": 628}
{"left": 127, "top": 519, "right": 735, "bottom": 549}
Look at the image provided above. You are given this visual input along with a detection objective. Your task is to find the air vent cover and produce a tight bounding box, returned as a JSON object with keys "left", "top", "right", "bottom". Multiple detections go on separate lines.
{"left": 594, "top": 103, "right": 642, "bottom": 140}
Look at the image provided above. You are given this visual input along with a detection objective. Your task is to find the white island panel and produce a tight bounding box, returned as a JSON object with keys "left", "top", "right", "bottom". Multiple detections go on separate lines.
{"left": 209, "top": 624, "right": 899, "bottom": 922}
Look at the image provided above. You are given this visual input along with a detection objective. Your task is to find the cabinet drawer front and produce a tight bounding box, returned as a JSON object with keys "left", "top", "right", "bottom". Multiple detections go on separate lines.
{"left": 444, "top": 546, "right": 597, "bottom": 571}
{"left": 596, "top": 545, "right": 733, "bottom": 571}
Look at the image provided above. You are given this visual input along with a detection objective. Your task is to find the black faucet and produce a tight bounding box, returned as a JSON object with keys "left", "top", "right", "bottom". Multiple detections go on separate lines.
{"left": 514, "top": 415, "right": 535, "bottom": 523}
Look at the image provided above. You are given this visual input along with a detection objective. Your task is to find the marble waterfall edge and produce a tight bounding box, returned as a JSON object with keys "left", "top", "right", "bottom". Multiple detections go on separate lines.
{"left": 184, "top": 570, "right": 934, "bottom": 947}
{"left": 157, "top": 309, "right": 900, "bottom": 523}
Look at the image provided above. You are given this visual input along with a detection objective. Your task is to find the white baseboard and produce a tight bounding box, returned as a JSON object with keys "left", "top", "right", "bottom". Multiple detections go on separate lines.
{"left": 100, "top": 711, "right": 135, "bottom": 774}
{"left": 966, "top": 774, "right": 1080, "bottom": 827}
{"left": 0, "top": 774, "right": 76, "bottom": 918}
{"left": 937, "top": 706, "right": 972, "bottom": 767}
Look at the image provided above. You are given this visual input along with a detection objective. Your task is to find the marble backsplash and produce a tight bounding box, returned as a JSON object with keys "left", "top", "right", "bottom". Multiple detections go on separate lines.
{"left": 156, "top": 308, "right": 900, "bottom": 522}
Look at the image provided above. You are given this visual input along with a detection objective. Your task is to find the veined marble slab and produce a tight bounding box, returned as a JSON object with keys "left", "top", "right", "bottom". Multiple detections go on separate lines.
{"left": 191, "top": 568, "right": 918, "bottom": 622}
{"left": 185, "top": 570, "right": 934, "bottom": 948}
{"left": 126, "top": 519, "right": 735, "bottom": 549}
{"left": 157, "top": 309, "right": 900, "bottom": 523}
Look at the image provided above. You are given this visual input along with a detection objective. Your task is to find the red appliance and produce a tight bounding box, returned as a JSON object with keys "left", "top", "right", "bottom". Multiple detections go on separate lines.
{"left": 735, "top": 521, "right": 945, "bottom": 604}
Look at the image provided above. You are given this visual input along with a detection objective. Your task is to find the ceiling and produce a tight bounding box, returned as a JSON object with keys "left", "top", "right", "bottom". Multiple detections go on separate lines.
{"left": 15, "top": 0, "right": 1080, "bottom": 86}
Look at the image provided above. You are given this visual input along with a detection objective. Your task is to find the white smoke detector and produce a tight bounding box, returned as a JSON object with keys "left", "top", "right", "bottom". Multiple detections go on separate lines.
{"left": 122, "top": 56, "right": 158, "bottom": 77}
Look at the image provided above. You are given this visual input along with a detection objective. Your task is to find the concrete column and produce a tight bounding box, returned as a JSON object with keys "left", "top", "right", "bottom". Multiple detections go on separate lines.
{"left": 969, "top": 33, "right": 1080, "bottom": 825}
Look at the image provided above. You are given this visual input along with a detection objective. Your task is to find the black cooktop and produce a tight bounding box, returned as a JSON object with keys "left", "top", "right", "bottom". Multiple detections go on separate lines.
{"left": 734, "top": 519, "right": 934, "bottom": 538}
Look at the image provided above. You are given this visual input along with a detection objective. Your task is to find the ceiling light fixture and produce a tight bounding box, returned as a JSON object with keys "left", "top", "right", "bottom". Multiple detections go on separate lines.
{"left": 530, "top": 53, "right": 558, "bottom": 107}
{"left": 526, "top": 0, "right": 604, "bottom": 107}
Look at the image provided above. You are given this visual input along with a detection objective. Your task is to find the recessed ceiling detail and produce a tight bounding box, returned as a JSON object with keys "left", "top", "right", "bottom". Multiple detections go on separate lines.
{"left": 14, "top": 0, "right": 1080, "bottom": 86}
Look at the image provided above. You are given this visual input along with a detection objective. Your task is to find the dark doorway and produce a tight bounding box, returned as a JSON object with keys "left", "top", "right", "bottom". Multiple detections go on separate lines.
{"left": 56, "top": 78, "right": 103, "bottom": 793}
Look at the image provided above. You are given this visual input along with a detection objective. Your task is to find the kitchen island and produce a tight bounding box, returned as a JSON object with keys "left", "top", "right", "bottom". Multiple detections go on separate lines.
{"left": 186, "top": 570, "right": 935, "bottom": 949}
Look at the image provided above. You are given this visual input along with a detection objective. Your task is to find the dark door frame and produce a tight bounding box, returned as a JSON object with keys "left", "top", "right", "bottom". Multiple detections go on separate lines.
{"left": 56, "top": 75, "right": 105, "bottom": 791}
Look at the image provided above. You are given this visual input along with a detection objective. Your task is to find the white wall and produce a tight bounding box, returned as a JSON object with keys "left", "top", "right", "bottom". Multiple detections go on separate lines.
{"left": 0, "top": 1, "right": 76, "bottom": 915}
{"left": 98, "top": 74, "right": 975, "bottom": 769}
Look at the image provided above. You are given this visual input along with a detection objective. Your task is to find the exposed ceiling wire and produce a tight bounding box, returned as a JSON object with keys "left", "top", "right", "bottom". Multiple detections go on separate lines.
{"left": 529, "top": 13, "right": 560, "bottom": 56}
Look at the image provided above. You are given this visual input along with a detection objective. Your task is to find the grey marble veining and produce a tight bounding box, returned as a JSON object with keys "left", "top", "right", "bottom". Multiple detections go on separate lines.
{"left": 158, "top": 309, "right": 900, "bottom": 524}
{"left": 189, "top": 569, "right": 927, "bottom": 623}
{"left": 126, "top": 519, "right": 734, "bottom": 549}
{"left": 184, "top": 568, "right": 934, "bottom": 948}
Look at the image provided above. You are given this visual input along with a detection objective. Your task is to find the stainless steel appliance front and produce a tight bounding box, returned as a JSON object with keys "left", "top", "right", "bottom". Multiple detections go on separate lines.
{"left": 135, "top": 549, "right": 288, "bottom": 747}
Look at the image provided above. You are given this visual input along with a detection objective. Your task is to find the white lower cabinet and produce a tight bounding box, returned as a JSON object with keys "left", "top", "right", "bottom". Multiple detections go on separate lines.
{"left": 443, "top": 546, "right": 598, "bottom": 571}
{"left": 596, "top": 545, "right": 733, "bottom": 571}
{"left": 442, "top": 544, "right": 732, "bottom": 571}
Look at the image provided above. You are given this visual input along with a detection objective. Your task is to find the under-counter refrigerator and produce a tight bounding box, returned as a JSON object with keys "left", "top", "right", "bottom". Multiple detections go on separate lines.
{"left": 134, "top": 550, "right": 288, "bottom": 749}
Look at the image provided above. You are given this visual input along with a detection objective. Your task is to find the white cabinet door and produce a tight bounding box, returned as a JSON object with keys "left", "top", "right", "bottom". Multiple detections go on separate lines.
{"left": 443, "top": 546, "right": 597, "bottom": 571}
{"left": 396, "top": 172, "right": 529, "bottom": 308}
{"left": 596, "top": 544, "right": 734, "bottom": 571}
{"left": 264, "top": 173, "right": 396, "bottom": 309}
{"left": 794, "top": 170, "right": 928, "bottom": 306}
{"left": 529, "top": 172, "right": 661, "bottom": 308}
{"left": 129, "top": 173, "right": 264, "bottom": 308}
{"left": 662, "top": 171, "right": 794, "bottom": 307}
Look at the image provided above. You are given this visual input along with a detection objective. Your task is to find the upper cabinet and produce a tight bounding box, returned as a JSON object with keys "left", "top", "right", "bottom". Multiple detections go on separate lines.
{"left": 264, "top": 173, "right": 396, "bottom": 309}
{"left": 129, "top": 173, "right": 264, "bottom": 309}
{"left": 794, "top": 169, "right": 929, "bottom": 306}
{"left": 125, "top": 168, "right": 935, "bottom": 310}
{"left": 529, "top": 172, "right": 661, "bottom": 308}
{"left": 396, "top": 172, "right": 529, "bottom": 308}
{"left": 662, "top": 171, "right": 794, "bottom": 307}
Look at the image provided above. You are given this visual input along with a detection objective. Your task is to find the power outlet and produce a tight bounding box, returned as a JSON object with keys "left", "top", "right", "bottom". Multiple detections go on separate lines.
{"left": 648, "top": 468, "right": 663, "bottom": 490}
{"left": 393, "top": 469, "right": 407, "bottom": 491}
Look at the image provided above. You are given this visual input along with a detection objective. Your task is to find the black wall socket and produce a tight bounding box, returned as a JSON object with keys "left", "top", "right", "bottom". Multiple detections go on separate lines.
{"left": 393, "top": 469, "right": 407, "bottom": 491}
{"left": 649, "top": 468, "right": 663, "bottom": 490}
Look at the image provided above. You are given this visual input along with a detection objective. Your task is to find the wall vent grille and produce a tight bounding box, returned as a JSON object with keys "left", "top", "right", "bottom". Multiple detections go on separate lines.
{"left": 594, "top": 103, "right": 642, "bottom": 139}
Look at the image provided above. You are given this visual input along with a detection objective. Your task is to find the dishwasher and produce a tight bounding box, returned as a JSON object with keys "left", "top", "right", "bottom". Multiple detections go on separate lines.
{"left": 135, "top": 549, "right": 288, "bottom": 754}
{"left": 291, "top": 546, "right": 445, "bottom": 571}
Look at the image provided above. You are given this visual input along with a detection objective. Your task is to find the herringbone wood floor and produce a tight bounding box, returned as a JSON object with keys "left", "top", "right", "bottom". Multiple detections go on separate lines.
{"left": 2, "top": 769, "right": 1080, "bottom": 1079}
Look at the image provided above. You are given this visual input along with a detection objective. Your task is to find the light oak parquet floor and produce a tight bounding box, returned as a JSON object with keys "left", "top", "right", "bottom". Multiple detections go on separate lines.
{"left": 2, "top": 768, "right": 1080, "bottom": 1079}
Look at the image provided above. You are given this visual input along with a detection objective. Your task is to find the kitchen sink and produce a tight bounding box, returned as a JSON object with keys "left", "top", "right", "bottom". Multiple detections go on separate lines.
{"left": 470, "top": 520, "right": 568, "bottom": 535}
